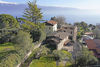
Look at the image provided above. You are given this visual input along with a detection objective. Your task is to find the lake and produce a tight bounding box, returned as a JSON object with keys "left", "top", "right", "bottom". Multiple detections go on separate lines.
{"left": 0, "top": 4, "right": 100, "bottom": 25}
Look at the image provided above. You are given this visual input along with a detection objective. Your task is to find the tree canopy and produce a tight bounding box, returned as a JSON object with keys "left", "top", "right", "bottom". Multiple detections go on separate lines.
{"left": 93, "top": 27, "right": 100, "bottom": 39}
{"left": 0, "top": 14, "right": 19, "bottom": 29}
{"left": 51, "top": 16, "right": 66, "bottom": 28}
{"left": 18, "top": 18, "right": 38, "bottom": 31}
{"left": 23, "top": 1, "right": 43, "bottom": 24}
{"left": 76, "top": 48, "right": 98, "bottom": 67}
{"left": 53, "top": 50, "right": 72, "bottom": 61}
{"left": 12, "top": 30, "right": 33, "bottom": 58}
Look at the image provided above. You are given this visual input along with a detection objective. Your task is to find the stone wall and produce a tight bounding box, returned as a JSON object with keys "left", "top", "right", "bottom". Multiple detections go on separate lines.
{"left": 73, "top": 26, "right": 77, "bottom": 41}
{"left": 57, "top": 36, "right": 68, "bottom": 50}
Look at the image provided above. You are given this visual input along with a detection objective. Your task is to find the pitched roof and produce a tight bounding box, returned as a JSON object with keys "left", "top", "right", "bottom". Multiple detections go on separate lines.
{"left": 46, "top": 20, "right": 57, "bottom": 25}
{"left": 85, "top": 32, "right": 94, "bottom": 35}
{"left": 45, "top": 30, "right": 69, "bottom": 46}
{"left": 85, "top": 39, "right": 100, "bottom": 58}
{"left": 85, "top": 39, "right": 96, "bottom": 49}
{"left": 54, "top": 31, "right": 69, "bottom": 39}
{"left": 82, "top": 36, "right": 93, "bottom": 41}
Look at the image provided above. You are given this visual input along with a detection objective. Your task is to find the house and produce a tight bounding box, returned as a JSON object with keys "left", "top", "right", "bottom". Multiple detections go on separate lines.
{"left": 84, "top": 32, "right": 95, "bottom": 38}
{"left": 44, "top": 22, "right": 77, "bottom": 51}
{"left": 60, "top": 24, "right": 77, "bottom": 41}
{"left": 85, "top": 39, "right": 100, "bottom": 58}
{"left": 81, "top": 32, "right": 95, "bottom": 44}
{"left": 45, "top": 30, "right": 70, "bottom": 50}
{"left": 45, "top": 20, "right": 57, "bottom": 32}
{"left": 44, "top": 24, "right": 76, "bottom": 51}
{"left": 81, "top": 35, "right": 94, "bottom": 44}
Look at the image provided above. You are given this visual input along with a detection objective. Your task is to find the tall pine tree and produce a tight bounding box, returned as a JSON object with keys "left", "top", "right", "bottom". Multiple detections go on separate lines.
{"left": 23, "top": 0, "right": 43, "bottom": 24}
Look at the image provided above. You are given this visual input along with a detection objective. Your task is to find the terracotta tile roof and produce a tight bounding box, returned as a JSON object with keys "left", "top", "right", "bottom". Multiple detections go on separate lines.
{"left": 85, "top": 39, "right": 100, "bottom": 58}
{"left": 85, "top": 39, "right": 96, "bottom": 49}
{"left": 47, "top": 20, "right": 57, "bottom": 25}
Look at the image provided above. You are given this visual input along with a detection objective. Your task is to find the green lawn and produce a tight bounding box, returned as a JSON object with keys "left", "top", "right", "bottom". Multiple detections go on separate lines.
{"left": 0, "top": 43, "right": 16, "bottom": 62}
{"left": 0, "top": 46, "right": 15, "bottom": 52}
{"left": 30, "top": 60, "right": 57, "bottom": 67}
{"left": 0, "top": 43, "right": 15, "bottom": 52}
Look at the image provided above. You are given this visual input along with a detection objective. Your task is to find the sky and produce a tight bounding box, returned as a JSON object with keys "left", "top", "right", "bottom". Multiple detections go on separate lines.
{"left": 0, "top": 0, "right": 100, "bottom": 9}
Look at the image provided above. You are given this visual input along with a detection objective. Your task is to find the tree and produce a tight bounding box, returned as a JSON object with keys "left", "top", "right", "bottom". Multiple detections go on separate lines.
{"left": 0, "top": 53, "right": 20, "bottom": 67}
{"left": 93, "top": 28, "right": 100, "bottom": 39}
{"left": 23, "top": 0, "right": 43, "bottom": 24}
{"left": 30, "top": 28, "right": 46, "bottom": 42}
{"left": 53, "top": 50, "right": 72, "bottom": 61}
{"left": 0, "top": 14, "right": 19, "bottom": 43}
{"left": 18, "top": 18, "right": 38, "bottom": 31}
{"left": 74, "top": 22, "right": 80, "bottom": 27}
{"left": 75, "top": 21, "right": 88, "bottom": 32}
{"left": 74, "top": 21, "right": 89, "bottom": 39}
{"left": 12, "top": 30, "right": 33, "bottom": 58}
{"left": 88, "top": 24, "right": 96, "bottom": 31}
{"left": 76, "top": 48, "right": 98, "bottom": 67}
{"left": 80, "top": 21, "right": 88, "bottom": 32}
{"left": 0, "top": 14, "right": 19, "bottom": 29}
{"left": 51, "top": 16, "right": 66, "bottom": 28}
{"left": 96, "top": 23, "right": 100, "bottom": 29}
{"left": 33, "top": 45, "right": 50, "bottom": 59}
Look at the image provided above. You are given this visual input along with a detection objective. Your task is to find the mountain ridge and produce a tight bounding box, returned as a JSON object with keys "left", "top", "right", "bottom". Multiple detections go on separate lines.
{"left": 0, "top": 1, "right": 17, "bottom": 5}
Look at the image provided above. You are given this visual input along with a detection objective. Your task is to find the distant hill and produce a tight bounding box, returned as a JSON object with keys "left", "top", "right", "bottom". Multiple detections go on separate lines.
{"left": 0, "top": 3, "right": 100, "bottom": 24}
{"left": 0, "top": 3, "right": 79, "bottom": 17}
{"left": 0, "top": 3, "right": 26, "bottom": 16}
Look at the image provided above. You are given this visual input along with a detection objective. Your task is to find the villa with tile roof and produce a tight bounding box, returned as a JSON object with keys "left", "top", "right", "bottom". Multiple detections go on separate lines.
{"left": 85, "top": 39, "right": 100, "bottom": 58}
{"left": 45, "top": 20, "right": 57, "bottom": 32}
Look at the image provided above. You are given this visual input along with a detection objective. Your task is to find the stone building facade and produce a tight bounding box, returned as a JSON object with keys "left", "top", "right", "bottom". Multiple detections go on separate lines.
{"left": 61, "top": 25, "right": 77, "bottom": 41}
{"left": 44, "top": 22, "right": 77, "bottom": 51}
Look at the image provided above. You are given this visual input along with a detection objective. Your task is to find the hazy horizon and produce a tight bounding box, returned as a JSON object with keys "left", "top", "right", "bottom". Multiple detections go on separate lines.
{"left": 1, "top": 0, "right": 100, "bottom": 10}
{"left": 1, "top": 0, "right": 100, "bottom": 24}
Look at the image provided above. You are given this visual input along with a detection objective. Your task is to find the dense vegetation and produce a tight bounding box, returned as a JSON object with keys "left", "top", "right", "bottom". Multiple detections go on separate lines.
{"left": 0, "top": 0, "right": 46, "bottom": 67}
{"left": 0, "top": 14, "right": 20, "bottom": 29}
{"left": 75, "top": 47, "right": 98, "bottom": 67}
{"left": 23, "top": 1, "right": 43, "bottom": 23}
{"left": 74, "top": 22, "right": 96, "bottom": 39}
{"left": 93, "top": 24, "right": 100, "bottom": 39}
{"left": 0, "top": 30, "right": 33, "bottom": 67}
{"left": 28, "top": 47, "right": 73, "bottom": 67}
{"left": 0, "top": 0, "right": 99, "bottom": 67}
